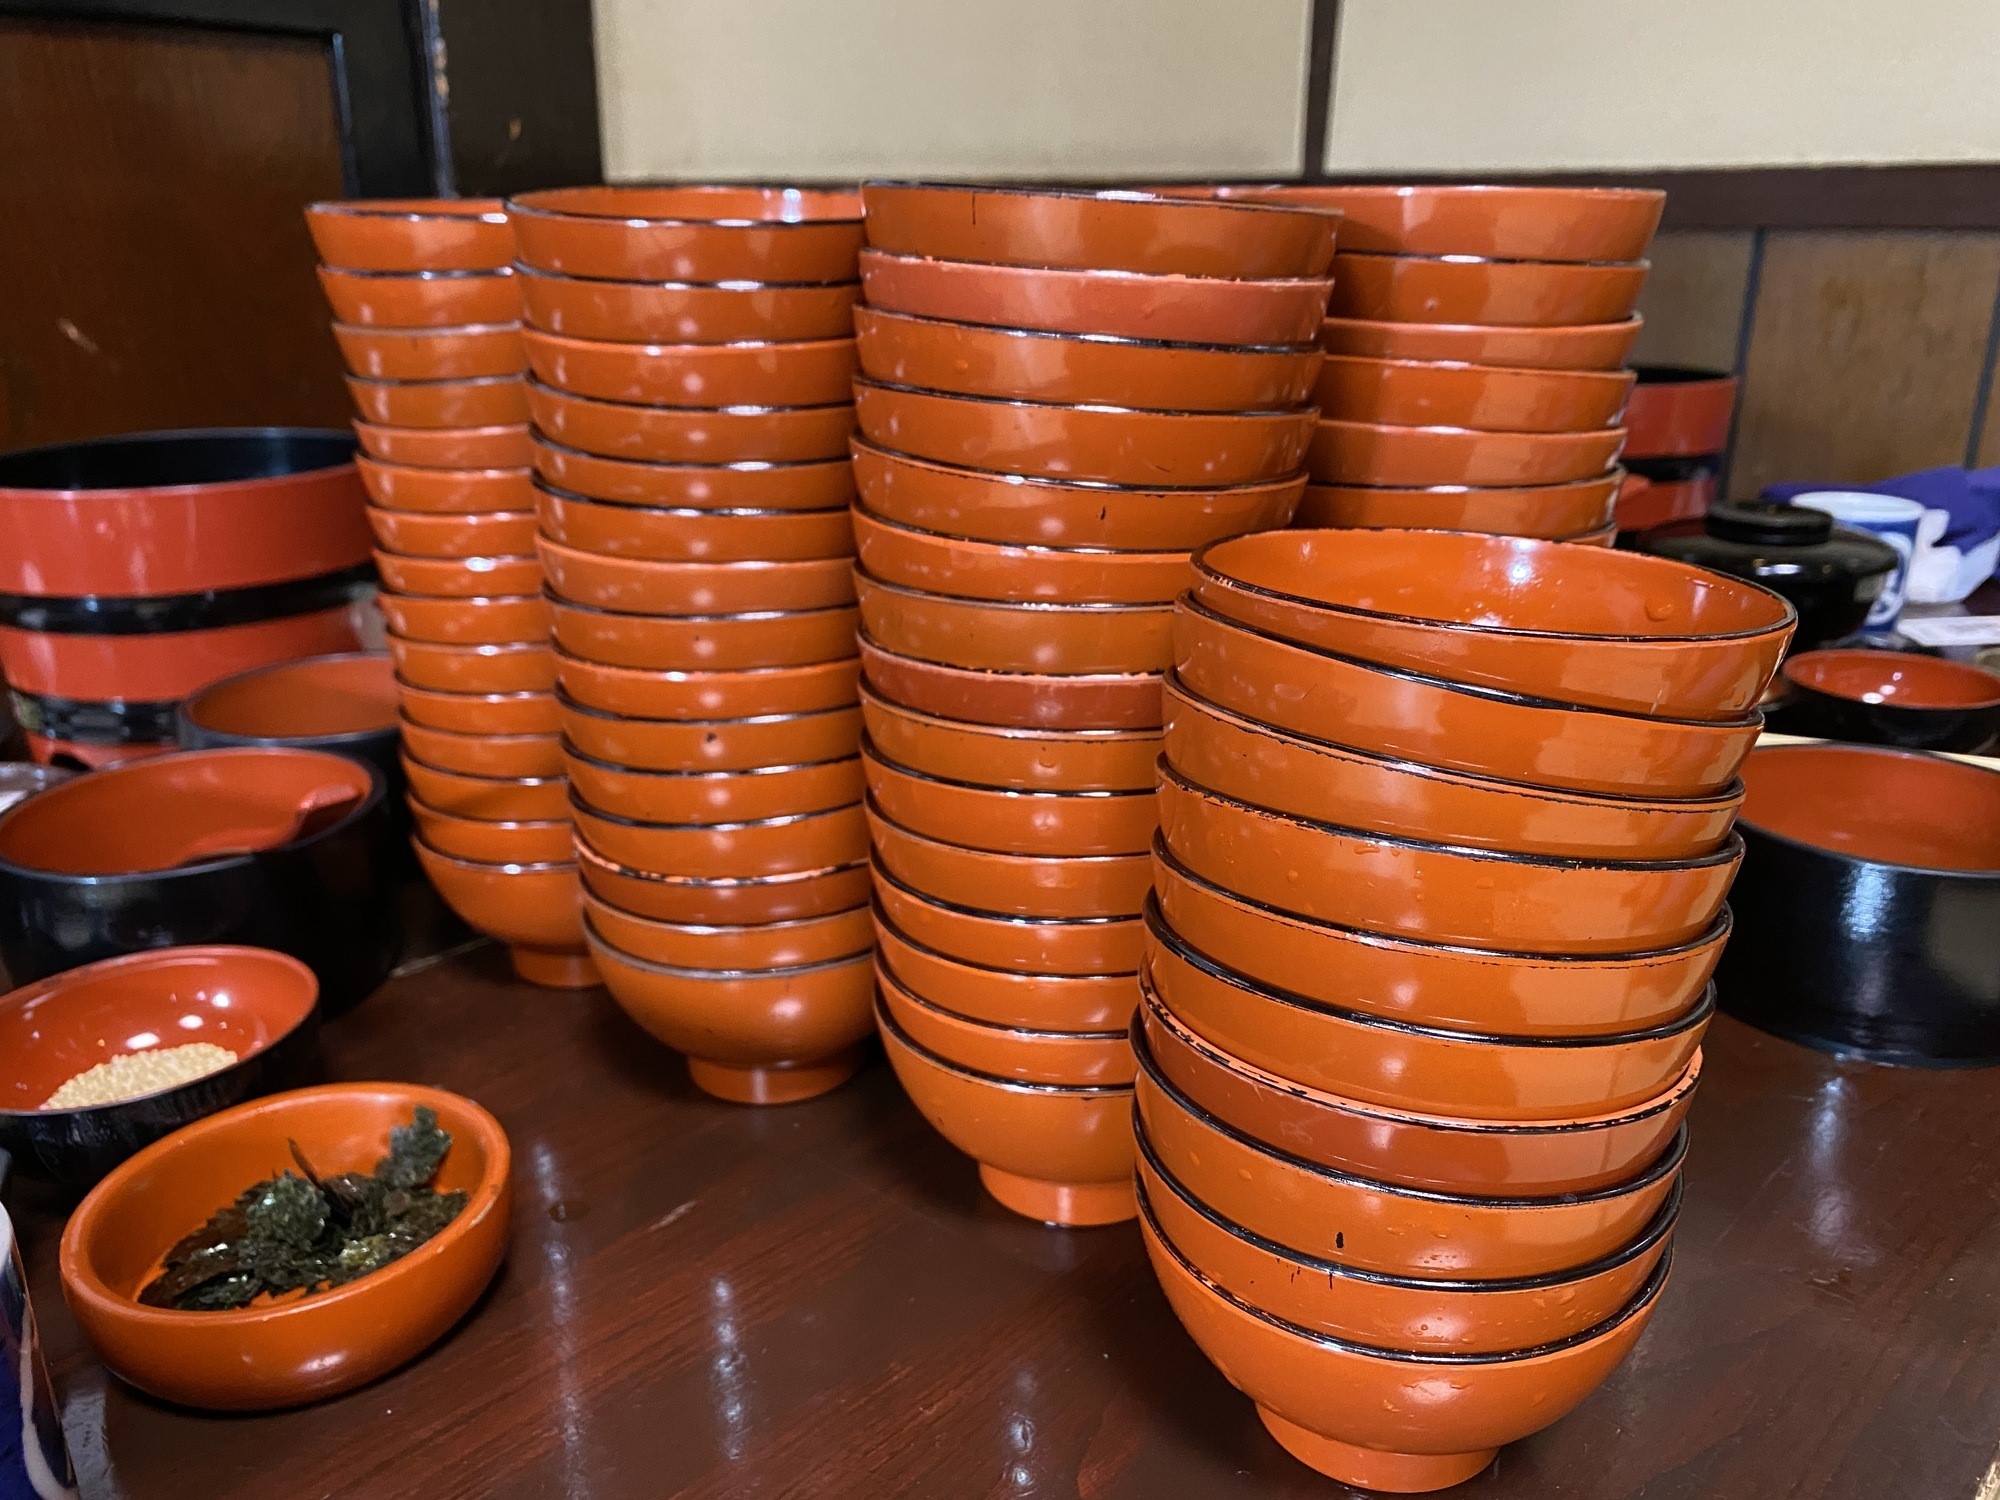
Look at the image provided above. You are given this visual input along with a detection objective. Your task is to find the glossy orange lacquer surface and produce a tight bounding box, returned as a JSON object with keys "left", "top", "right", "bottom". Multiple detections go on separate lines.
{"left": 555, "top": 652, "right": 859, "bottom": 721}
{"left": 1309, "top": 417, "right": 1625, "bottom": 488}
{"left": 367, "top": 505, "right": 536, "bottom": 560}
{"left": 550, "top": 598, "right": 858, "bottom": 673}
{"left": 537, "top": 487, "right": 853, "bottom": 564}
{"left": 517, "top": 266, "right": 858, "bottom": 344}
{"left": 860, "top": 686, "right": 1159, "bottom": 791}
{"left": 1195, "top": 528, "right": 1794, "bottom": 721}
{"left": 1136, "top": 1135, "right": 1672, "bottom": 1354}
{"left": 527, "top": 387, "right": 857, "bottom": 467}
{"left": 871, "top": 863, "right": 1144, "bottom": 975}
{"left": 558, "top": 697, "right": 860, "bottom": 773}
{"left": 1173, "top": 599, "right": 1761, "bottom": 798}
{"left": 1145, "top": 903, "right": 1709, "bottom": 1119}
{"left": 854, "top": 307, "right": 1323, "bottom": 412}
{"left": 333, "top": 323, "right": 526, "bottom": 382}
{"left": 183, "top": 652, "right": 396, "bottom": 740}
{"left": 859, "top": 250, "right": 1332, "bottom": 346}
{"left": 1149, "top": 840, "right": 1726, "bottom": 1039}
{"left": 386, "top": 634, "right": 554, "bottom": 695}
{"left": 306, "top": 198, "right": 513, "bottom": 273}
{"left": 1140, "top": 1194, "right": 1666, "bottom": 1491}
{"left": 344, "top": 374, "right": 529, "bottom": 430}
{"left": 853, "top": 507, "right": 1190, "bottom": 605}
{"left": 61, "top": 1083, "right": 511, "bottom": 1410}
{"left": 508, "top": 186, "right": 863, "bottom": 283}
{"left": 865, "top": 800, "right": 1152, "bottom": 920}
{"left": 855, "top": 379, "right": 1314, "bottom": 489}
{"left": 525, "top": 329, "right": 856, "bottom": 409}
{"left": 1220, "top": 184, "right": 1662, "bottom": 262}
{"left": 857, "top": 570, "right": 1174, "bottom": 675}
{"left": 0, "top": 947, "right": 316, "bottom": 1107}
{"left": 877, "top": 960, "right": 1133, "bottom": 1087}
{"left": 1329, "top": 253, "right": 1648, "bottom": 327}
{"left": 1140, "top": 985, "right": 1698, "bottom": 1198}
{"left": 1320, "top": 315, "right": 1643, "bottom": 371}
{"left": 576, "top": 836, "right": 868, "bottom": 927}
{"left": 1314, "top": 355, "right": 1634, "bottom": 433}
{"left": 355, "top": 421, "right": 532, "bottom": 471}
{"left": 859, "top": 637, "right": 1165, "bottom": 731}
{"left": 1293, "top": 473, "right": 1619, "bottom": 538}
{"left": 538, "top": 535, "right": 854, "bottom": 617}
{"left": 358, "top": 456, "right": 534, "bottom": 515}
{"left": 873, "top": 911, "right": 1138, "bottom": 1030}
{"left": 1162, "top": 675, "right": 1740, "bottom": 861}
{"left": 878, "top": 1000, "right": 1136, "bottom": 1226}
{"left": 316, "top": 267, "right": 520, "bottom": 328}
{"left": 861, "top": 184, "right": 1337, "bottom": 280}
{"left": 862, "top": 742, "right": 1158, "bottom": 857}
{"left": 851, "top": 440, "right": 1302, "bottom": 551}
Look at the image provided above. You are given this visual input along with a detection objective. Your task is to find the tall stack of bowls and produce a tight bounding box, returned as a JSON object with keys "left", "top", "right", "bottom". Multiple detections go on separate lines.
{"left": 0, "top": 430, "right": 374, "bottom": 768}
{"left": 1137, "top": 527, "right": 1794, "bottom": 1489}
{"left": 1192, "top": 185, "right": 1660, "bottom": 541}
{"left": 504, "top": 186, "right": 874, "bottom": 1102}
{"left": 305, "top": 199, "right": 583, "bottom": 988}
{"left": 851, "top": 183, "right": 1336, "bottom": 1227}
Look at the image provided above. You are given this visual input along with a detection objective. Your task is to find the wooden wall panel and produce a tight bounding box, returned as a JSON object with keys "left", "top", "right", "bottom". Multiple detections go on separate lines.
{"left": 1977, "top": 357, "right": 2000, "bottom": 468}
{"left": 0, "top": 16, "right": 351, "bottom": 450}
{"left": 1728, "top": 231, "right": 2000, "bottom": 497}
{"left": 1630, "top": 230, "right": 1757, "bottom": 374}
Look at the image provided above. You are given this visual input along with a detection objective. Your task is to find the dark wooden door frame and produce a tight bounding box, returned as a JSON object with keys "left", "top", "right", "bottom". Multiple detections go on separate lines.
{"left": 0, "top": 0, "right": 441, "bottom": 196}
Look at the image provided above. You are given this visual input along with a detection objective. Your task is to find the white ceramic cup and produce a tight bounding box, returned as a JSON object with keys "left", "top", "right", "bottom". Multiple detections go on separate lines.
{"left": 1791, "top": 491, "right": 1927, "bottom": 632}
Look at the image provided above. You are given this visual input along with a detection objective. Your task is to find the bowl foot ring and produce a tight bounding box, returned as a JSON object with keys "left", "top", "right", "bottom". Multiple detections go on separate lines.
{"left": 978, "top": 1165, "right": 1137, "bottom": 1227}
{"left": 688, "top": 1047, "right": 862, "bottom": 1105}
{"left": 511, "top": 946, "right": 601, "bottom": 989}
{"left": 1258, "top": 1408, "right": 1495, "bottom": 1493}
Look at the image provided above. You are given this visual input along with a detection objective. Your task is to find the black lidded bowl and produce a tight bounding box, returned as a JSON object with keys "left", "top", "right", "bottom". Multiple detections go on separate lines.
{"left": 1716, "top": 742, "right": 2000, "bottom": 1065}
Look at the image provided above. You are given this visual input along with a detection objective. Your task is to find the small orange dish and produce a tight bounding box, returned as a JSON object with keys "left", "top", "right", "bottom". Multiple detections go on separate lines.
{"left": 60, "top": 1082, "right": 511, "bottom": 1410}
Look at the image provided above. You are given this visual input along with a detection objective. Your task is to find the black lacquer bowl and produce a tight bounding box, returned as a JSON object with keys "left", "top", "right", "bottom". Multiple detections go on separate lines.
{"left": 0, "top": 747, "right": 402, "bottom": 1017}
{"left": 1775, "top": 649, "right": 2000, "bottom": 754}
{"left": 1716, "top": 742, "right": 2000, "bottom": 1064}
{"left": 0, "top": 946, "right": 322, "bottom": 1187}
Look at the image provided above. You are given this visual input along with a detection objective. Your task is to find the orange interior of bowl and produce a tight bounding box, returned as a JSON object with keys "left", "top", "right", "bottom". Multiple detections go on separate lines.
{"left": 1784, "top": 650, "right": 2000, "bottom": 711}
{"left": 1205, "top": 529, "right": 1787, "bottom": 639}
{"left": 75, "top": 1087, "right": 498, "bottom": 1305}
{"left": 0, "top": 748, "right": 374, "bottom": 875}
{"left": 1740, "top": 744, "right": 2000, "bottom": 872}
{"left": 0, "top": 948, "right": 315, "bottom": 1110}
{"left": 185, "top": 655, "right": 399, "bottom": 739}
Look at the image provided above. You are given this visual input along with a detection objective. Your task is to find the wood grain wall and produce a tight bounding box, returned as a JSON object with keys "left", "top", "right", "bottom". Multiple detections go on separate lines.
{"left": 1631, "top": 225, "right": 2000, "bottom": 498}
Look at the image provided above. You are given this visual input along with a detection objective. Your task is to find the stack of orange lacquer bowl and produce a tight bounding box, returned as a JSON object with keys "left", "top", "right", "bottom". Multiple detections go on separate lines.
{"left": 850, "top": 183, "right": 1336, "bottom": 1226}
{"left": 1213, "top": 185, "right": 1660, "bottom": 541}
{"left": 1137, "top": 526, "right": 1796, "bottom": 1489}
{"left": 502, "top": 186, "right": 876, "bottom": 1102}
{"left": 305, "top": 200, "right": 587, "bottom": 988}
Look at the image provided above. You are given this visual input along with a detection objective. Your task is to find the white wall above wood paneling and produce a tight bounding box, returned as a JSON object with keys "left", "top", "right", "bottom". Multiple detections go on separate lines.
{"left": 1325, "top": 0, "right": 2000, "bottom": 173}
{"left": 594, "top": 0, "right": 1311, "bottom": 184}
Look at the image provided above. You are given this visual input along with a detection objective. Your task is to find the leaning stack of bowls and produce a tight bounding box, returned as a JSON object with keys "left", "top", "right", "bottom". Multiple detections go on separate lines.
{"left": 851, "top": 183, "right": 1336, "bottom": 1227}
{"left": 1201, "top": 185, "right": 1660, "bottom": 541}
{"left": 503, "top": 186, "right": 875, "bottom": 1103}
{"left": 1136, "top": 527, "right": 1795, "bottom": 1490}
{"left": 304, "top": 200, "right": 588, "bottom": 989}
{"left": 0, "top": 429, "right": 375, "bottom": 768}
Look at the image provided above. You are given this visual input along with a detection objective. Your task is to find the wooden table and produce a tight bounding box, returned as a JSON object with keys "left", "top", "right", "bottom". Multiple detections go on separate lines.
{"left": 13, "top": 928, "right": 2000, "bottom": 1499}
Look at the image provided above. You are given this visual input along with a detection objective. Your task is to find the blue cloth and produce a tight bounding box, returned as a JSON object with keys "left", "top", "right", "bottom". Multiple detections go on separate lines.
{"left": 1763, "top": 466, "right": 2000, "bottom": 548}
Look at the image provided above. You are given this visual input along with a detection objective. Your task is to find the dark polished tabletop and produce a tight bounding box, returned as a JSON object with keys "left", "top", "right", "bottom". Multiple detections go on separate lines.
{"left": 12, "top": 911, "right": 2000, "bottom": 1500}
